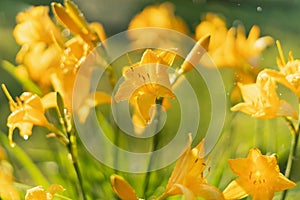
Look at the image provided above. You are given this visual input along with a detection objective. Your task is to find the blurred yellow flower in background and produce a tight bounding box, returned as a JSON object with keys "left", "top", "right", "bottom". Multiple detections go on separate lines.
{"left": 127, "top": 2, "right": 189, "bottom": 47}
{"left": 128, "top": 2, "right": 189, "bottom": 34}
{"left": 195, "top": 13, "right": 273, "bottom": 103}
{"left": 0, "top": 146, "right": 20, "bottom": 200}
{"left": 25, "top": 184, "right": 64, "bottom": 200}
{"left": 163, "top": 134, "right": 224, "bottom": 200}
{"left": 13, "top": 6, "right": 62, "bottom": 90}
{"left": 231, "top": 70, "right": 298, "bottom": 119}
{"left": 223, "top": 148, "right": 296, "bottom": 200}
{"left": 195, "top": 13, "right": 273, "bottom": 70}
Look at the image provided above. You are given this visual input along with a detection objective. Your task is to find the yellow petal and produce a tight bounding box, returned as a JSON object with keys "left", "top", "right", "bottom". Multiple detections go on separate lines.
{"left": 223, "top": 180, "right": 248, "bottom": 200}
{"left": 110, "top": 175, "right": 138, "bottom": 200}
{"left": 51, "top": 2, "right": 88, "bottom": 37}
{"left": 41, "top": 92, "right": 58, "bottom": 110}
{"left": 25, "top": 186, "right": 47, "bottom": 200}
{"left": 140, "top": 49, "right": 160, "bottom": 65}
{"left": 20, "top": 92, "right": 44, "bottom": 112}
{"left": 273, "top": 173, "right": 296, "bottom": 192}
{"left": 157, "top": 50, "right": 177, "bottom": 66}
{"left": 47, "top": 184, "right": 65, "bottom": 196}
{"left": 192, "top": 183, "right": 224, "bottom": 200}
{"left": 166, "top": 134, "right": 193, "bottom": 194}
{"left": 135, "top": 92, "right": 157, "bottom": 124}
{"left": 64, "top": 0, "right": 89, "bottom": 32}
{"left": 174, "top": 184, "right": 196, "bottom": 200}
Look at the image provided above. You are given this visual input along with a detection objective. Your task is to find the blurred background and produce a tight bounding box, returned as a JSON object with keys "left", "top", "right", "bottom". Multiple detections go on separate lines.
{"left": 0, "top": 0, "right": 300, "bottom": 199}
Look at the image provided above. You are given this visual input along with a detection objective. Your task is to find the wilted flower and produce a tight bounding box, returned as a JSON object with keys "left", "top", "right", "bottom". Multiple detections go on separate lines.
{"left": 162, "top": 134, "right": 224, "bottom": 200}
{"left": 25, "top": 184, "right": 64, "bottom": 200}
{"left": 231, "top": 70, "right": 298, "bottom": 119}
{"left": 223, "top": 148, "right": 296, "bottom": 200}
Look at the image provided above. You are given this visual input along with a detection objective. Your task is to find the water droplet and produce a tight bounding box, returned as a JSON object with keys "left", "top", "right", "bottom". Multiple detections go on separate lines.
{"left": 23, "top": 135, "right": 29, "bottom": 140}
{"left": 257, "top": 6, "right": 262, "bottom": 12}
{"left": 10, "top": 142, "right": 16, "bottom": 148}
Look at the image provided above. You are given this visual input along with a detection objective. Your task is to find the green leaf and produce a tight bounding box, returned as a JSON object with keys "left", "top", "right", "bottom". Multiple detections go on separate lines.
{"left": 0, "top": 131, "right": 49, "bottom": 187}
{"left": 56, "top": 92, "right": 65, "bottom": 119}
{"left": 1, "top": 60, "right": 42, "bottom": 95}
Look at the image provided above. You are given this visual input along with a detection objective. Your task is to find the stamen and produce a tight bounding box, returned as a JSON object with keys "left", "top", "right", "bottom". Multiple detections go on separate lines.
{"left": 288, "top": 51, "right": 294, "bottom": 61}
{"left": 126, "top": 53, "right": 133, "bottom": 66}
{"left": 1, "top": 84, "right": 14, "bottom": 103}
{"left": 276, "top": 40, "right": 286, "bottom": 67}
{"left": 1, "top": 84, "right": 17, "bottom": 109}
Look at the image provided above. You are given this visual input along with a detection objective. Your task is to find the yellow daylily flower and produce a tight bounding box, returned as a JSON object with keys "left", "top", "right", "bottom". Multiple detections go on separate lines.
{"left": 50, "top": 37, "right": 111, "bottom": 122}
{"left": 16, "top": 42, "right": 61, "bottom": 89}
{"left": 110, "top": 174, "right": 138, "bottom": 200}
{"left": 231, "top": 70, "right": 298, "bottom": 119}
{"left": 235, "top": 25, "right": 273, "bottom": 68}
{"left": 195, "top": 13, "right": 228, "bottom": 51}
{"left": 114, "top": 49, "right": 175, "bottom": 130}
{"left": 1, "top": 85, "right": 55, "bottom": 147}
{"left": 128, "top": 2, "right": 189, "bottom": 34}
{"left": 25, "top": 184, "right": 65, "bottom": 200}
{"left": 13, "top": 6, "right": 62, "bottom": 45}
{"left": 13, "top": 6, "right": 62, "bottom": 89}
{"left": 0, "top": 158, "right": 20, "bottom": 200}
{"left": 262, "top": 41, "right": 300, "bottom": 98}
{"left": 162, "top": 134, "right": 224, "bottom": 200}
{"left": 195, "top": 13, "right": 273, "bottom": 70}
{"left": 128, "top": 2, "right": 189, "bottom": 47}
{"left": 51, "top": 0, "right": 106, "bottom": 46}
{"left": 195, "top": 13, "right": 273, "bottom": 103}
{"left": 223, "top": 148, "right": 296, "bottom": 200}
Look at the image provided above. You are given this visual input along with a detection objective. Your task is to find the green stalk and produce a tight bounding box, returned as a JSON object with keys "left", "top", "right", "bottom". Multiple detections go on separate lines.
{"left": 142, "top": 98, "right": 163, "bottom": 197}
{"left": 0, "top": 132, "right": 49, "bottom": 187}
{"left": 281, "top": 113, "right": 300, "bottom": 199}
{"left": 280, "top": 123, "right": 299, "bottom": 200}
{"left": 66, "top": 130, "right": 87, "bottom": 200}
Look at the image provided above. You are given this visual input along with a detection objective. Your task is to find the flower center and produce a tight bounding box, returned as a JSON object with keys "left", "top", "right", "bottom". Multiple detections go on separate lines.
{"left": 249, "top": 171, "right": 266, "bottom": 185}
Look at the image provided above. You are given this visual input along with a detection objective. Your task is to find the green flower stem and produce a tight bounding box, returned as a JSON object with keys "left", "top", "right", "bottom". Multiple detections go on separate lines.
{"left": 156, "top": 192, "right": 169, "bottom": 200}
{"left": 281, "top": 116, "right": 300, "bottom": 200}
{"left": 66, "top": 130, "right": 87, "bottom": 200}
{"left": 0, "top": 132, "right": 49, "bottom": 187}
{"left": 142, "top": 98, "right": 163, "bottom": 197}
{"left": 47, "top": 112, "right": 86, "bottom": 199}
{"left": 44, "top": 122, "right": 69, "bottom": 145}
{"left": 281, "top": 118, "right": 299, "bottom": 200}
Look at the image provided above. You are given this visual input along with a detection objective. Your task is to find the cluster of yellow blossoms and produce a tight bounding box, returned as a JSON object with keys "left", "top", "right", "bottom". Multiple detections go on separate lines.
{"left": 0, "top": 0, "right": 298, "bottom": 200}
